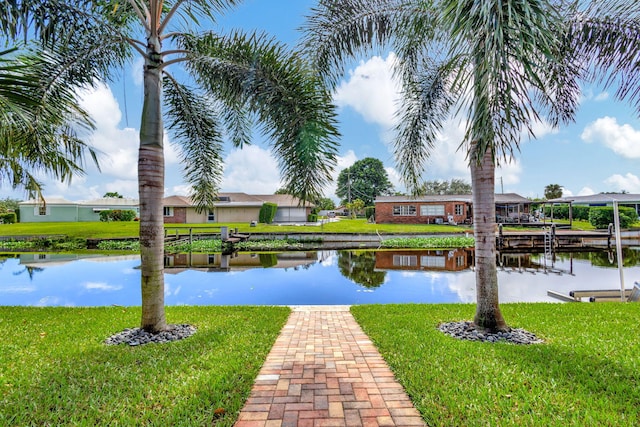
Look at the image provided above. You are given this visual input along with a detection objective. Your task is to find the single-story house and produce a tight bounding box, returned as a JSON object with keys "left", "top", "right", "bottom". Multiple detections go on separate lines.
{"left": 162, "top": 193, "right": 314, "bottom": 224}
{"left": 374, "top": 193, "right": 532, "bottom": 225}
{"left": 19, "top": 197, "right": 140, "bottom": 223}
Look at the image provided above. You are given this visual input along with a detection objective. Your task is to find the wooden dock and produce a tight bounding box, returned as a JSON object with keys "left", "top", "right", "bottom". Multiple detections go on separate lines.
{"left": 497, "top": 227, "right": 612, "bottom": 252}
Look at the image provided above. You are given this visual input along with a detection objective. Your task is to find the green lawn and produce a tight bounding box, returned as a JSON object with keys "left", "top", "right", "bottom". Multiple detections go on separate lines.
{"left": 351, "top": 303, "right": 640, "bottom": 426}
{"left": 0, "top": 219, "right": 470, "bottom": 239}
{"left": 2, "top": 304, "right": 639, "bottom": 425}
{"left": 0, "top": 306, "right": 290, "bottom": 426}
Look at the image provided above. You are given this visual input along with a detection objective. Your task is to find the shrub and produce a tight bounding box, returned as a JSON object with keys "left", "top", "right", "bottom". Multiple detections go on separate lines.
{"left": 365, "top": 206, "right": 375, "bottom": 220}
{"left": 258, "top": 203, "right": 278, "bottom": 224}
{"left": 589, "top": 206, "right": 638, "bottom": 229}
{"left": 0, "top": 212, "right": 17, "bottom": 224}
{"left": 307, "top": 213, "right": 318, "bottom": 222}
{"left": 99, "top": 209, "right": 137, "bottom": 222}
{"left": 572, "top": 205, "right": 591, "bottom": 221}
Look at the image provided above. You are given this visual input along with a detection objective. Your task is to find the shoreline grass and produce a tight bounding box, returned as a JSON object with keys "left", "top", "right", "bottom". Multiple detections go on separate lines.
{"left": 0, "top": 306, "right": 290, "bottom": 426}
{"left": 351, "top": 303, "right": 640, "bottom": 426}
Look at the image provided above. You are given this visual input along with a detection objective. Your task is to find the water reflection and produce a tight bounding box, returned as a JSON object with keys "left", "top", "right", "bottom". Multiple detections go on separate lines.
{"left": 1, "top": 249, "right": 639, "bottom": 306}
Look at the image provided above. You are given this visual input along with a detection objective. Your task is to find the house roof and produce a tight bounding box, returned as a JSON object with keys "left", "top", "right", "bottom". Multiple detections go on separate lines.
{"left": 19, "top": 197, "right": 76, "bottom": 206}
{"left": 162, "top": 193, "right": 311, "bottom": 208}
{"left": 79, "top": 197, "right": 139, "bottom": 206}
{"left": 375, "top": 193, "right": 531, "bottom": 204}
{"left": 256, "top": 194, "right": 314, "bottom": 207}
{"left": 548, "top": 194, "right": 640, "bottom": 204}
{"left": 20, "top": 197, "right": 139, "bottom": 206}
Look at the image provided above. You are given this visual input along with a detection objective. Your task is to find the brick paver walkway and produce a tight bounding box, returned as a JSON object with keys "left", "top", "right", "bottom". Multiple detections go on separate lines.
{"left": 235, "top": 306, "right": 425, "bottom": 427}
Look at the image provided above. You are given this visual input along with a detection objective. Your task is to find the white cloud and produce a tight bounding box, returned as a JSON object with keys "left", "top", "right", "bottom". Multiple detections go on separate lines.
{"left": 528, "top": 118, "right": 558, "bottom": 140}
{"left": 169, "top": 184, "right": 193, "bottom": 196}
{"left": 83, "top": 282, "right": 123, "bottom": 291}
{"left": 104, "top": 180, "right": 138, "bottom": 198}
{"left": 337, "top": 150, "right": 358, "bottom": 170}
{"left": 333, "top": 53, "right": 401, "bottom": 128}
{"left": 594, "top": 92, "right": 609, "bottom": 101}
{"left": 385, "top": 167, "right": 403, "bottom": 192}
{"left": 577, "top": 187, "right": 596, "bottom": 196}
{"left": 581, "top": 116, "right": 640, "bottom": 158}
{"left": 604, "top": 173, "right": 640, "bottom": 193}
{"left": 221, "top": 145, "right": 281, "bottom": 193}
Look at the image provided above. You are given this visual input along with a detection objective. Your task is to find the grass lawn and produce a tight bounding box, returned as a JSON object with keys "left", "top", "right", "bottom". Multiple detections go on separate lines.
{"left": 2, "top": 304, "right": 639, "bottom": 425}
{"left": 0, "top": 306, "right": 290, "bottom": 426}
{"left": 0, "top": 219, "right": 471, "bottom": 239}
{"left": 351, "top": 303, "right": 640, "bottom": 426}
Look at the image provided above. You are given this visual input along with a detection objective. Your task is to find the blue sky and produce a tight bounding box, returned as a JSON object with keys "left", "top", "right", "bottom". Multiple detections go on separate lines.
{"left": 4, "top": 0, "right": 640, "bottom": 202}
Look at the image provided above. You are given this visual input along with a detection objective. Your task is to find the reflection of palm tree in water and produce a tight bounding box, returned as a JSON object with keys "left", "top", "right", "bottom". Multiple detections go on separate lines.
{"left": 337, "top": 251, "right": 386, "bottom": 288}
{"left": 13, "top": 266, "right": 44, "bottom": 280}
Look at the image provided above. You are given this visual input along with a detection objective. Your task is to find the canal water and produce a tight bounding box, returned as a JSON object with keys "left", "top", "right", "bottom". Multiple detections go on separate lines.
{"left": 1, "top": 249, "right": 639, "bottom": 307}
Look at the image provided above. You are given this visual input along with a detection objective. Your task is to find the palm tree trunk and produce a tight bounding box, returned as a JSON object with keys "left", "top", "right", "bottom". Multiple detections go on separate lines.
{"left": 471, "top": 143, "right": 507, "bottom": 332}
{"left": 138, "top": 42, "right": 167, "bottom": 333}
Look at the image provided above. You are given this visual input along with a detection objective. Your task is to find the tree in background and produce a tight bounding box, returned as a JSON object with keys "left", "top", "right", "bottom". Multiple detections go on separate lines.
{"left": 0, "top": 197, "right": 20, "bottom": 213}
{"left": 544, "top": 184, "right": 563, "bottom": 200}
{"left": 336, "top": 157, "right": 393, "bottom": 206}
{"left": 7, "top": 1, "right": 339, "bottom": 333}
{"left": 345, "top": 198, "right": 365, "bottom": 218}
{"left": 103, "top": 192, "right": 124, "bottom": 198}
{"left": 421, "top": 179, "right": 471, "bottom": 195}
{"left": 315, "top": 197, "right": 336, "bottom": 211}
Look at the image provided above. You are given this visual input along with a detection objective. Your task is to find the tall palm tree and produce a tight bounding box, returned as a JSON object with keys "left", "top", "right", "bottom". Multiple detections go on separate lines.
{"left": 304, "top": 0, "right": 640, "bottom": 332}
{"left": 5, "top": 1, "right": 339, "bottom": 332}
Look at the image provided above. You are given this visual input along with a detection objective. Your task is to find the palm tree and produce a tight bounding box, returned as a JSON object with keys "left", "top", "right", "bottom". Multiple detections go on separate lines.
{"left": 304, "top": 0, "right": 640, "bottom": 332}
{"left": 6, "top": 1, "right": 339, "bottom": 332}
{"left": 0, "top": 46, "right": 98, "bottom": 199}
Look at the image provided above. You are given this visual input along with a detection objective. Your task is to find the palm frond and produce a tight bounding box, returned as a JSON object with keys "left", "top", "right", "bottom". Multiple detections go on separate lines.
{"left": 301, "top": 0, "right": 402, "bottom": 88}
{"left": 442, "top": 0, "right": 563, "bottom": 164}
{"left": 394, "top": 59, "right": 456, "bottom": 194}
{"left": 179, "top": 30, "right": 340, "bottom": 203}
{"left": 568, "top": 0, "right": 640, "bottom": 112}
{"left": 163, "top": 76, "right": 225, "bottom": 212}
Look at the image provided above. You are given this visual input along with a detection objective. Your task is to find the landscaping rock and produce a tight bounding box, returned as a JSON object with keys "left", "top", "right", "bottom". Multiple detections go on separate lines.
{"left": 104, "top": 324, "right": 196, "bottom": 346}
{"left": 438, "top": 321, "right": 543, "bottom": 345}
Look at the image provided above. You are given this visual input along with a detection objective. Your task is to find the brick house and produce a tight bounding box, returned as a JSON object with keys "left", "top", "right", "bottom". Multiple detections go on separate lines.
{"left": 374, "top": 193, "right": 532, "bottom": 224}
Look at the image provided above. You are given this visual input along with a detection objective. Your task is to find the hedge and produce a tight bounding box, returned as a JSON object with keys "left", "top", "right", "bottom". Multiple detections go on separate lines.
{"left": 259, "top": 203, "right": 278, "bottom": 224}
{"left": 589, "top": 206, "right": 638, "bottom": 229}
{"left": 0, "top": 212, "right": 17, "bottom": 224}
{"left": 99, "top": 209, "right": 137, "bottom": 222}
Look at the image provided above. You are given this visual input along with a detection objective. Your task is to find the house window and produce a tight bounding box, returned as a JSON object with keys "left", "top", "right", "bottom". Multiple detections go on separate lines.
{"left": 456, "top": 256, "right": 466, "bottom": 267}
{"left": 163, "top": 207, "right": 173, "bottom": 217}
{"left": 393, "top": 205, "right": 417, "bottom": 216}
{"left": 455, "top": 204, "right": 464, "bottom": 215}
{"left": 35, "top": 205, "right": 49, "bottom": 216}
{"left": 207, "top": 210, "right": 215, "bottom": 222}
{"left": 393, "top": 255, "right": 417, "bottom": 267}
{"left": 420, "top": 205, "right": 445, "bottom": 216}
{"left": 421, "top": 256, "right": 446, "bottom": 268}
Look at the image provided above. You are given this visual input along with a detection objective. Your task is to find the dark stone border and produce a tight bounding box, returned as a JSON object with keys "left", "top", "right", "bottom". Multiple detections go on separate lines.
{"left": 104, "top": 324, "right": 196, "bottom": 346}
{"left": 439, "top": 321, "right": 543, "bottom": 344}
